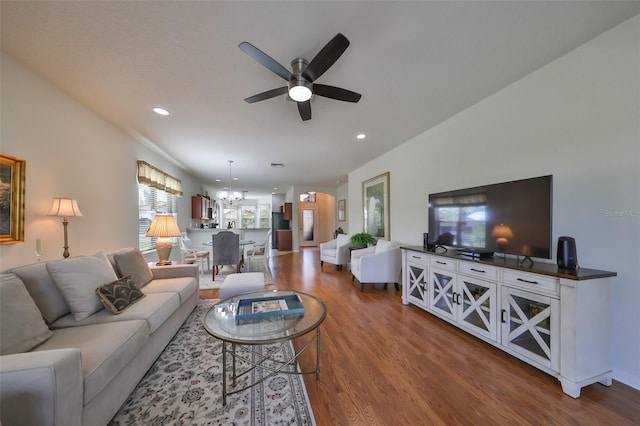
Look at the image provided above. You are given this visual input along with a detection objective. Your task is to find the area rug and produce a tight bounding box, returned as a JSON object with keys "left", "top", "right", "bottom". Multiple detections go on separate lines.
{"left": 199, "top": 262, "right": 274, "bottom": 290}
{"left": 108, "top": 301, "right": 315, "bottom": 425}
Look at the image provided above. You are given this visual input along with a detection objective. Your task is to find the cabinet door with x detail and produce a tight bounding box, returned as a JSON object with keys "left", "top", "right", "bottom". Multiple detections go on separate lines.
{"left": 501, "top": 286, "right": 560, "bottom": 371}
{"left": 458, "top": 276, "right": 498, "bottom": 341}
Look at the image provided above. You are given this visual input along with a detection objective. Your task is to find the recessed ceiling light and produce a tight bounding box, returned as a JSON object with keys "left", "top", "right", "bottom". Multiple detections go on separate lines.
{"left": 356, "top": 133, "right": 367, "bottom": 140}
{"left": 152, "top": 107, "right": 170, "bottom": 116}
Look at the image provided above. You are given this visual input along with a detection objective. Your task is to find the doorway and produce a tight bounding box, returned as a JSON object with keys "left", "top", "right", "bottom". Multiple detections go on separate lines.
{"left": 298, "top": 203, "right": 318, "bottom": 247}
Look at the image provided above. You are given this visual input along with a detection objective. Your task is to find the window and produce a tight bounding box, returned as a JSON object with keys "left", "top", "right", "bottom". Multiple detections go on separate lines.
{"left": 240, "top": 205, "right": 256, "bottom": 229}
{"left": 258, "top": 204, "right": 270, "bottom": 228}
{"left": 137, "top": 161, "right": 182, "bottom": 251}
{"left": 221, "top": 203, "right": 271, "bottom": 229}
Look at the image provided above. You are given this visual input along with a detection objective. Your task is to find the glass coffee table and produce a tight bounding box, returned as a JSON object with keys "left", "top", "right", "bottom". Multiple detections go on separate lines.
{"left": 203, "top": 289, "right": 326, "bottom": 405}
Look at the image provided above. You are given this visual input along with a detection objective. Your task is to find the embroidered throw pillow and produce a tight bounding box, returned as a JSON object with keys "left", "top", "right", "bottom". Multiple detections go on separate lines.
{"left": 96, "top": 276, "right": 146, "bottom": 315}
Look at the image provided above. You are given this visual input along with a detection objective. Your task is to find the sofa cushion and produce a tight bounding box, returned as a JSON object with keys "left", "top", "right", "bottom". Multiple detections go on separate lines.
{"left": 112, "top": 248, "right": 153, "bottom": 288}
{"left": 96, "top": 276, "right": 146, "bottom": 315}
{"left": 375, "top": 239, "right": 395, "bottom": 254}
{"left": 10, "top": 262, "right": 70, "bottom": 324}
{"left": 0, "top": 274, "right": 53, "bottom": 355}
{"left": 142, "top": 276, "right": 198, "bottom": 304}
{"left": 50, "top": 292, "right": 180, "bottom": 335}
{"left": 33, "top": 320, "right": 149, "bottom": 404}
{"left": 46, "top": 252, "right": 118, "bottom": 321}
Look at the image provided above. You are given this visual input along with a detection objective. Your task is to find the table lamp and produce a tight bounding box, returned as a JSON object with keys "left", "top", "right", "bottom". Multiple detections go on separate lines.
{"left": 146, "top": 214, "right": 181, "bottom": 265}
{"left": 492, "top": 224, "right": 514, "bottom": 254}
{"left": 47, "top": 198, "right": 83, "bottom": 258}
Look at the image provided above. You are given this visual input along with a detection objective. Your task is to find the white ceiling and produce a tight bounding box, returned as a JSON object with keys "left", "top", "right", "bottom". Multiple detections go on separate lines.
{"left": 2, "top": 1, "right": 639, "bottom": 197}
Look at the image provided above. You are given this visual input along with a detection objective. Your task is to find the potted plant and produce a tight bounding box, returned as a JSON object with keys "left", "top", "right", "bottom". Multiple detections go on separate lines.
{"left": 351, "top": 232, "right": 376, "bottom": 249}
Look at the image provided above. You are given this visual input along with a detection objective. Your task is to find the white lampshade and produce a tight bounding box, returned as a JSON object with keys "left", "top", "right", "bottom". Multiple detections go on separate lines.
{"left": 146, "top": 214, "right": 181, "bottom": 238}
{"left": 47, "top": 198, "right": 83, "bottom": 217}
{"left": 146, "top": 214, "right": 181, "bottom": 266}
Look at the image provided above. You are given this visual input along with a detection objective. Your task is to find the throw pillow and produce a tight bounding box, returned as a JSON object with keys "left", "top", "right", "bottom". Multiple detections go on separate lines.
{"left": 113, "top": 248, "right": 153, "bottom": 288}
{"left": 46, "top": 251, "right": 118, "bottom": 321}
{"left": 10, "top": 262, "right": 70, "bottom": 324}
{"left": 0, "top": 274, "right": 53, "bottom": 355}
{"left": 96, "top": 276, "right": 146, "bottom": 315}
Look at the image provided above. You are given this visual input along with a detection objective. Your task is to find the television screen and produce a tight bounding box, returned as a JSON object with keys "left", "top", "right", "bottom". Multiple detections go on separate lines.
{"left": 428, "top": 175, "right": 552, "bottom": 259}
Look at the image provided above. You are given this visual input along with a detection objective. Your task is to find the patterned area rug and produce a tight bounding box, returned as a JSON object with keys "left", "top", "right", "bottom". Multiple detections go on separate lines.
{"left": 108, "top": 301, "right": 315, "bottom": 425}
{"left": 199, "top": 262, "right": 274, "bottom": 290}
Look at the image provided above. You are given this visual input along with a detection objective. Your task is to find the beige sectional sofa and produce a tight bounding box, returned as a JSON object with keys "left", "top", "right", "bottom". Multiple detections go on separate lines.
{"left": 0, "top": 248, "right": 199, "bottom": 426}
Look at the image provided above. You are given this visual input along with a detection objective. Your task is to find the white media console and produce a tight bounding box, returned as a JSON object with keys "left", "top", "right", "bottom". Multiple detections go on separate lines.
{"left": 401, "top": 246, "right": 617, "bottom": 398}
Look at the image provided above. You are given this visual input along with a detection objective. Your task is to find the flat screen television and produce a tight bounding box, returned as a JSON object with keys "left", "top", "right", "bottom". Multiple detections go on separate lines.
{"left": 428, "top": 175, "right": 552, "bottom": 259}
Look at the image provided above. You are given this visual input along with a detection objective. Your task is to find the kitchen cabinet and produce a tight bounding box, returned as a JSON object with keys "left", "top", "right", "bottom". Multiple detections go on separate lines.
{"left": 276, "top": 229, "right": 292, "bottom": 251}
{"left": 192, "top": 195, "right": 211, "bottom": 219}
{"left": 282, "top": 202, "right": 293, "bottom": 221}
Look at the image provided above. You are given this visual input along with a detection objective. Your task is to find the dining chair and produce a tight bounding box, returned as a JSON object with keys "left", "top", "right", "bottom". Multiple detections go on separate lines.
{"left": 211, "top": 231, "right": 241, "bottom": 278}
{"left": 245, "top": 230, "right": 271, "bottom": 271}
{"left": 178, "top": 233, "right": 210, "bottom": 276}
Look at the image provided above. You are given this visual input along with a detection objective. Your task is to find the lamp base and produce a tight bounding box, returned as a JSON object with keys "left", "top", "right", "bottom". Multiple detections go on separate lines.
{"left": 154, "top": 237, "right": 173, "bottom": 266}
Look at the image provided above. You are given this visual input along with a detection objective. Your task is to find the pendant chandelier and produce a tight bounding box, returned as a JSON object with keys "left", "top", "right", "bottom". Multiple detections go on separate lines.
{"left": 216, "top": 160, "right": 244, "bottom": 204}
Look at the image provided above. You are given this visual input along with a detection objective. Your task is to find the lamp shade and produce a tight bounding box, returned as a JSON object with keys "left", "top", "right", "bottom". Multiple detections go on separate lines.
{"left": 47, "top": 198, "right": 83, "bottom": 217}
{"left": 146, "top": 214, "right": 181, "bottom": 238}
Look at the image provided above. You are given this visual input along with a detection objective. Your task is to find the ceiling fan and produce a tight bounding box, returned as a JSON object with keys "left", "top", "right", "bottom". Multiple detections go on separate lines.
{"left": 239, "top": 33, "right": 362, "bottom": 121}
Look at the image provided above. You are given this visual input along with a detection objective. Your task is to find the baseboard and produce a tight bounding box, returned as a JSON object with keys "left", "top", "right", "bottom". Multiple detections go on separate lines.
{"left": 613, "top": 369, "right": 640, "bottom": 391}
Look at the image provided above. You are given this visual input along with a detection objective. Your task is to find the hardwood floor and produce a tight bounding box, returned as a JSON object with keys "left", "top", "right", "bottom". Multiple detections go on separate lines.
{"left": 200, "top": 248, "right": 640, "bottom": 425}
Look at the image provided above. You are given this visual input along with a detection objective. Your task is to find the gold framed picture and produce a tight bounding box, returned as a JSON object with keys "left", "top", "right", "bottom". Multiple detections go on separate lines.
{"left": 362, "top": 172, "right": 389, "bottom": 240}
{"left": 0, "top": 154, "right": 26, "bottom": 243}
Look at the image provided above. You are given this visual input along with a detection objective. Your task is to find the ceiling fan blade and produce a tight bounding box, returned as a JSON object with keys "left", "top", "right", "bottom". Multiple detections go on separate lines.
{"left": 313, "top": 84, "right": 361, "bottom": 103}
{"left": 298, "top": 101, "right": 311, "bottom": 121}
{"left": 244, "top": 87, "right": 288, "bottom": 103}
{"left": 239, "top": 42, "right": 293, "bottom": 81}
{"left": 302, "top": 33, "right": 349, "bottom": 82}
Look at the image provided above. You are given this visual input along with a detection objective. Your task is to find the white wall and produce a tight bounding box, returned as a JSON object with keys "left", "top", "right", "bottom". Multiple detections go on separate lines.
{"left": 349, "top": 16, "right": 640, "bottom": 388}
{"left": 0, "top": 52, "right": 205, "bottom": 269}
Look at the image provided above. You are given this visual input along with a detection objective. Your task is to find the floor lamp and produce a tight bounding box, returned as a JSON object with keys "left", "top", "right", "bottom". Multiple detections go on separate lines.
{"left": 47, "top": 198, "right": 83, "bottom": 258}
{"left": 146, "top": 214, "right": 182, "bottom": 265}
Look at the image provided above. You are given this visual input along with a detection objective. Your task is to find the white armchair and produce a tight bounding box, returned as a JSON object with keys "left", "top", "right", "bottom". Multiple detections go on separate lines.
{"left": 351, "top": 239, "right": 402, "bottom": 292}
{"left": 320, "top": 234, "right": 352, "bottom": 271}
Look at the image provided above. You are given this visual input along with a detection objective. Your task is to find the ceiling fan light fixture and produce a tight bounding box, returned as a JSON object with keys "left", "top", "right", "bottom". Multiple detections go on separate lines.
{"left": 288, "top": 83, "right": 312, "bottom": 102}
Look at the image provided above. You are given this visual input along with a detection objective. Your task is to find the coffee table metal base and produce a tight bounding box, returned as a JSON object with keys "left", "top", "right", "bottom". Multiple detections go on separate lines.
{"left": 222, "top": 327, "right": 321, "bottom": 405}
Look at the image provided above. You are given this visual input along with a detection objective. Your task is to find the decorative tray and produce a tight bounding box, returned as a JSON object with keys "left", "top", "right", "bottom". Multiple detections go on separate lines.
{"left": 235, "top": 294, "right": 305, "bottom": 322}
